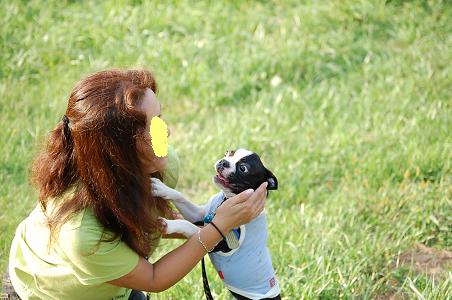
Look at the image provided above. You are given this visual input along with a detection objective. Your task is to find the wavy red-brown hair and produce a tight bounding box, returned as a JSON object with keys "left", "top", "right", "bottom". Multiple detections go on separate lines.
{"left": 31, "top": 69, "right": 173, "bottom": 257}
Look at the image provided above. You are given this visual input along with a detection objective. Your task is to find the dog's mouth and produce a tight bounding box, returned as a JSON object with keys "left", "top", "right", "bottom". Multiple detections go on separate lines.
{"left": 214, "top": 172, "right": 231, "bottom": 188}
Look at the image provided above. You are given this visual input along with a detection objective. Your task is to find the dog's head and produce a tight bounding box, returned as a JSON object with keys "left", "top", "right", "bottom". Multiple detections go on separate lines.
{"left": 213, "top": 149, "right": 277, "bottom": 197}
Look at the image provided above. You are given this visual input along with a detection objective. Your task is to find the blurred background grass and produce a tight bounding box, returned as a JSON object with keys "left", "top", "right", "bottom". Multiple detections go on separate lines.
{"left": 0, "top": 0, "right": 451, "bottom": 299}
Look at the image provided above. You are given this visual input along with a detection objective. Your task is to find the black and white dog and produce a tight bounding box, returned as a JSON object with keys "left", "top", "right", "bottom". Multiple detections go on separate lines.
{"left": 152, "top": 149, "right": 280, "bottom": 300}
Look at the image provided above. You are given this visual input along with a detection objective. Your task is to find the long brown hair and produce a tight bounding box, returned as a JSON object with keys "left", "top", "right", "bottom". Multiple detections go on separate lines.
{"left": 31, "top": 69, "right": 173, "bottom": 257}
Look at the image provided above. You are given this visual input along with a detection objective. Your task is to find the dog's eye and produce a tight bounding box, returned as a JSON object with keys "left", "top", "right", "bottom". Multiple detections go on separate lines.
{"left": 239, "top": 165, "right": 248, "bottom": 173}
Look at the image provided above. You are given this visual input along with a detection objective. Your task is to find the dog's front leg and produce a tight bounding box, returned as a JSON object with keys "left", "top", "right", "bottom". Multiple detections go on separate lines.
{"left": 151, "top": 178, "right": 206, "bottom": 223}
{"left": 160, "top": 218, "right": 199, "bottom": 238}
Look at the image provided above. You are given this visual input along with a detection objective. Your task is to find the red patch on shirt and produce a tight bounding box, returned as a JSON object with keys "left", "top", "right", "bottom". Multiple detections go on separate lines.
{"left": 269, "top": 276, "right": 276, "bottom": 288}
{"left": 218, "top": 271, "right": 224, "bottom": 280}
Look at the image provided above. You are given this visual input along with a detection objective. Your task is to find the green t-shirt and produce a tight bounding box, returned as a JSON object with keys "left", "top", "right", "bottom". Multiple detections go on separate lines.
{"left": 8, "top": 201, "right": 140, "bottom": 300}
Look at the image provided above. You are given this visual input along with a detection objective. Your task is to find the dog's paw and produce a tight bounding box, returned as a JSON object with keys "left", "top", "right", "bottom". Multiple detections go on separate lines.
{"left": 157, "top": 217, "right": 168, "bottom": 234}
{"left": 151, "top": 177, "right": 178, "bottom": 200}
{"left": 163, "top": 218, "right": 198, "bottom": 238}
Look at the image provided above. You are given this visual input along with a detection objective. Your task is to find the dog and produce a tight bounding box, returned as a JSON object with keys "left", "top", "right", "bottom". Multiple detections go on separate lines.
{"left": 151, "top": 149, "right": 280, "bottom": 300}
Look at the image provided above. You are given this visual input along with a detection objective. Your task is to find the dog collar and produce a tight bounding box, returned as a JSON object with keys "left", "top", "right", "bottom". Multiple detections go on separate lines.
{"left": 203, "top": 196, "right": 227, "bottom": 224}
{"left": 203, "top": 213, "right": 214, "bottom": 224}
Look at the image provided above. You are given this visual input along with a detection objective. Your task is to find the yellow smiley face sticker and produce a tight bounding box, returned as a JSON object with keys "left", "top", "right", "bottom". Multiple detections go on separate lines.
{"left": 149, "top": 116, "right": 168, "bottom": 157}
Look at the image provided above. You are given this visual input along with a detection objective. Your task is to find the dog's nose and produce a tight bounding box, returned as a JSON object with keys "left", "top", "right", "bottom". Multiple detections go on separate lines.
{"left": 217, "top": 159, "right": 230, "bottom": 171}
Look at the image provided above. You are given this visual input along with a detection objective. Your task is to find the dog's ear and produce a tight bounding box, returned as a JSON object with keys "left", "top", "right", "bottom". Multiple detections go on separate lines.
{"left": 265, "top": 168, "right": 278, "bottom": 190}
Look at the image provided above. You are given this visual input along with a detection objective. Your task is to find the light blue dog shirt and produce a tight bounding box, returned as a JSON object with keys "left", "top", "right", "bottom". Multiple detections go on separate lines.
{"left": 205, "top": 192, "right": 280, "bottom": 299}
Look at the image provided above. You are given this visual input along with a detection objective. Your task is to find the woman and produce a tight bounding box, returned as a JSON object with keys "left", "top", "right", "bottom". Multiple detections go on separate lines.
{"left": 6, "top": 69, "right": 267, "bottom": 299}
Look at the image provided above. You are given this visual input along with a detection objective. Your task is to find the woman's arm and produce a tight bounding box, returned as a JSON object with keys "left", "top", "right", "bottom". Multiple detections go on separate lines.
{"left": 109, "top": 224, "right": 222, "bottom": 292}
{"left": 161, "top": 232, "right": 189, "bottom": 239}
{"left": 108, "top": 182, "right": 267, "bottom": 292}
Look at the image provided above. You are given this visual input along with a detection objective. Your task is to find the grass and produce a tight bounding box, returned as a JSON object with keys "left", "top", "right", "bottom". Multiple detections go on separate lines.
{"left": 1, "top": 0, "right": 451, "bottom": 299}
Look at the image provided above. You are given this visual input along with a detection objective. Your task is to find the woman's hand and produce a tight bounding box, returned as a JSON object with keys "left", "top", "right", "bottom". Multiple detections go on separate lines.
{"left": 212, "top": 182, "right": 268, "bottom": 233}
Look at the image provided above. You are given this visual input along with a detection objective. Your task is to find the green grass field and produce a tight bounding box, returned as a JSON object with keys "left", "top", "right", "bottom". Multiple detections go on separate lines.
{"left": 1, "top": 0, "right": 451, "bottom": 299}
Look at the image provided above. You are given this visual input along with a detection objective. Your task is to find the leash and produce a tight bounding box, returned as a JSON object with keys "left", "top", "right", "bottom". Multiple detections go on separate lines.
{"left": 193, "top": 220, "right": 215, "bottom": 300}
{"left": 193, "top": 220, "right": 214, "bottom": 300}
{"left": 201, "top": 257, "right": 214, "bottom": 300}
